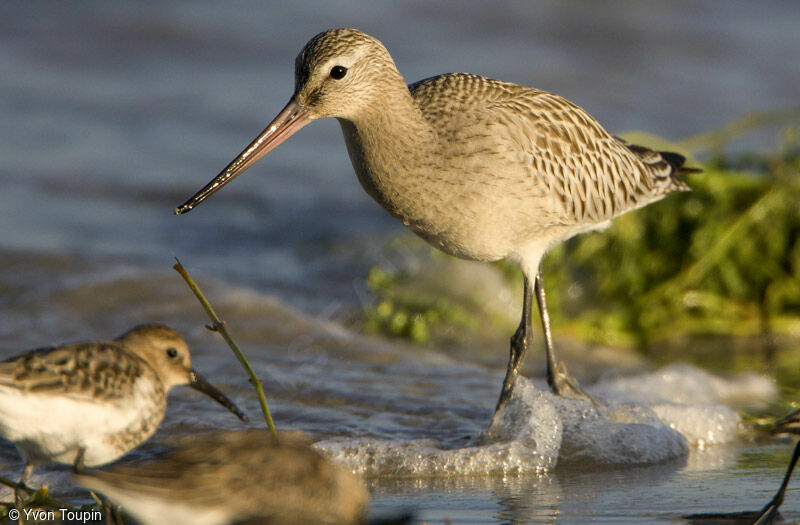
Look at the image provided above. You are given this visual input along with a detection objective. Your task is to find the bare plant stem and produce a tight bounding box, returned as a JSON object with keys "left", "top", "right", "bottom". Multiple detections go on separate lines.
{"left": 173, "top": 258, "right": 277, "bottom": 436}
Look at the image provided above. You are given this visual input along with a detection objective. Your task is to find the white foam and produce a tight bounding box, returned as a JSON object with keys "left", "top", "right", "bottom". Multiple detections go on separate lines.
{"left": 317, "top": 366, "right": 747, "bottom": 476}
{"left": 553, "top": 398, "right": 689, "bottom": 466}
{"left": 588, "top": 364, "right": 760, "bottom": 447}
{"left": 590, "top": 363, "right": 776, "bottom": 408}
{"left": 649, "top": 403, "right": 739, "bottom": 449}
{"left": 316, "top": 382, "right": 561, "bottom": 476}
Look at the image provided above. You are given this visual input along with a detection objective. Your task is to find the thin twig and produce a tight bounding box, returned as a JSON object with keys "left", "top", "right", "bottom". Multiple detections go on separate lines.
{"left": 173, "top": 258, "right": 277, "bottom": 436}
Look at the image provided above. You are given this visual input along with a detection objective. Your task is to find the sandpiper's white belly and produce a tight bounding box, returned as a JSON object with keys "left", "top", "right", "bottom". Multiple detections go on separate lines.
{"left": 0, "top": 377, "right": 164, "bottom": 467}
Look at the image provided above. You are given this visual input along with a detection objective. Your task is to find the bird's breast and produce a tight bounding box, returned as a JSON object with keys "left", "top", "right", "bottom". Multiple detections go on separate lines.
{"left": 338, "top": 118, "right": 538, "bottom": 262}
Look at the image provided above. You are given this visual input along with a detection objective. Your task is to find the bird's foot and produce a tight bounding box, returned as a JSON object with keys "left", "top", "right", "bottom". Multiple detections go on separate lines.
{"left": 550, "top": 361, "right": 602, "bottom": 409}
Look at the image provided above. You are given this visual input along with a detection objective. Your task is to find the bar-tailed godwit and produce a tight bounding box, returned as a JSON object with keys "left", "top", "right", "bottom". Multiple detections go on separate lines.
{"left": 175, "top": 28, "right": 698, "bottom": 415}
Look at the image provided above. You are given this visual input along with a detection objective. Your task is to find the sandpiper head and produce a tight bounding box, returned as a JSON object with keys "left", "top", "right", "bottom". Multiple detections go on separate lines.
{"left": 115, "top": 325, "right": 247, "bottom": 422}
{"left": 174, "top": 28, "right": 402, "bottom": 214}
{"left": 116, "top": 325, "right": 192, "bottom": 387}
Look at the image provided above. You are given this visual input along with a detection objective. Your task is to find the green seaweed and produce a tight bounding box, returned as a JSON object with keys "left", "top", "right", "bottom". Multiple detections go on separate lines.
{"left": 363, "top": 266, "right": 477, "bottom": 345}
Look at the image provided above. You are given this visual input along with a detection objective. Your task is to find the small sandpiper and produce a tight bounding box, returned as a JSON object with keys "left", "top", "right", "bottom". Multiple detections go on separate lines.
{"left": 0, "top": 324, "right": 247, "bottom": 499}
{"left": 75, "top": 429, "right": 368, "bottom": 525}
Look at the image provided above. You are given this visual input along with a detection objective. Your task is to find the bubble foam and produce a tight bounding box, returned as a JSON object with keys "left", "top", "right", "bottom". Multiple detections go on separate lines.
{"left": 317, "top": 365, "right": 746, "bottom": 476}
{"left": 316, "top": 382, "right": 561, "bottom": 476}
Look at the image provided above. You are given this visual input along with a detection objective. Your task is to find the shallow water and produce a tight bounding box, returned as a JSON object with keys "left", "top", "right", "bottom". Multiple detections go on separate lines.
{"left": 2, "top": 1, "right": 800, "bottom": 523}
{"left": 0, "top": 258, "right": 791, "bottom": 523}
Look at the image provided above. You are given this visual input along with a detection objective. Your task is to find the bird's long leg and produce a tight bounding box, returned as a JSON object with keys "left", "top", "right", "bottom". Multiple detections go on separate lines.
{"left": 752, "top": 439, "right": 800, "bottom": 525}
{"left": 535, "top": 266, "right": 597, "bottom": 405}
{"left": 494, "top": 275, "right": 533, "bottom": 414}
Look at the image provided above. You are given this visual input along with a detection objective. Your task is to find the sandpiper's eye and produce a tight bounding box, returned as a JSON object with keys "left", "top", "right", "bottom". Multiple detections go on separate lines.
{"left": 166, "top": 347, "right": 179, "bottom": 358}
{"left": 330, "top": 65, "right": 347, "bottom": 80}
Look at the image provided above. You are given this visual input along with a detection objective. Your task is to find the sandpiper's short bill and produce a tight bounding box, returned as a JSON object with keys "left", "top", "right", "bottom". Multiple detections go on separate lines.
{"left": 76, "top": 429, "right": 368, "bottom": 525}
{"left": 0, "top": 324, "right": 247, "bottom": 494}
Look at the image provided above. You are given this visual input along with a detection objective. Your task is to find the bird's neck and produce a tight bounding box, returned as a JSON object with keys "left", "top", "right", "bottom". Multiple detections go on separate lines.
{"left": 337, "top": 88, "right": 438, "bottom": 218}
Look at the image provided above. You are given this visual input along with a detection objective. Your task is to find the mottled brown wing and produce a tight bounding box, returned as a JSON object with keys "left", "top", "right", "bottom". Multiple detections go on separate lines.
{"left": 411, "top": 73, "right": 693, "bottom": 225}
{"left": 486, "top": 87, "right": 692, "bottom": 225}
{"left": 0, "top": 341, "right": 145, "bottom": 400}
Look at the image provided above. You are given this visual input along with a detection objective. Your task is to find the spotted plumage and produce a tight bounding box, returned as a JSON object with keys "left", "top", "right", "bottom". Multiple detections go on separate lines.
{"left": 406, "top": 72, "right": 695, "bottom": 245}
{"left": 0, "top": 324, "right": 246, "bottom": 494}
{"left": 76, "top": 430, "right": 369, "bottom": 525}
{"left": 3, "top": 342, "right": 150, "bottom": 400}
{"left": 176, "top": 28, "right": 700, "bottom": 415}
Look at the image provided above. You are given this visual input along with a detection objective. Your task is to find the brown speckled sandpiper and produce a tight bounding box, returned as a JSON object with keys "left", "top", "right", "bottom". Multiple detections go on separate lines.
{"left": 0, "top": 324, "right": 247, "bottom": 497}
{"left": 75, "top": 429, "right": 368, "bottom": 525}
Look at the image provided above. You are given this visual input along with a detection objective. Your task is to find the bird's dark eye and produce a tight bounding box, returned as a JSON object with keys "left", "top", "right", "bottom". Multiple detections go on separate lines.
{"left": 166, "top": 347, "right": 178, "bottom": 358}
{"left": 330, "top": 65, "right": 347, "bottom": 80}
